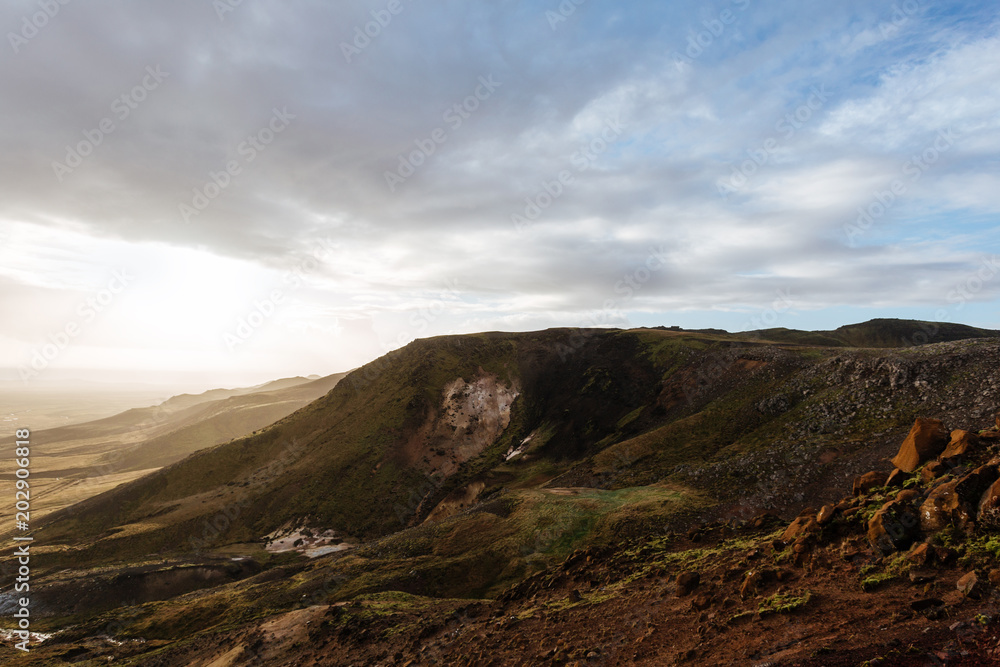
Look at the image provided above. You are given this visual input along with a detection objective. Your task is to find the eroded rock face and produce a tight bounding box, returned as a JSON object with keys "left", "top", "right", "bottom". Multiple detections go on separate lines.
{"left": 891, "top": 418, "right": 950, "bottom": 473}
{"left": 404, "top": 374, "right": 519, "bottom": 477}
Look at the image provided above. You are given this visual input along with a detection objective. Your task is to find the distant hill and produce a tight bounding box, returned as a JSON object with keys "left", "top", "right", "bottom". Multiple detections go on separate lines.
{"left": 0, "top": 373, "right": 345, "bottom": 519}
{"left": 736, "top": 318, "right": 1000, "bottom": 348}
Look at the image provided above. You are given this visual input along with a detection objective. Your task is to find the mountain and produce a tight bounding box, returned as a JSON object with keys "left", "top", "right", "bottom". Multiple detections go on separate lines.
{"left": 0, "top": 373, "right": 345, "bottom": 520}
{"left": 738, "top": 318, "right": 1000, "bottom": 348}
{"left": 6, "top": 320, "right": 1000, "bottom": 665}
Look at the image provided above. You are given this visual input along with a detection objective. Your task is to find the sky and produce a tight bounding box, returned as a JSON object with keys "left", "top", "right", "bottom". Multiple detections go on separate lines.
{"left": 1, "top": 0, "right": 999, "bottom": 391}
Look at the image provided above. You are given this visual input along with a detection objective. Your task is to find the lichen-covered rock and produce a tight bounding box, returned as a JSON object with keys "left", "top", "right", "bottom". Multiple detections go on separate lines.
{"left": 891, "top": 418, "right": 950, "bottom": 473}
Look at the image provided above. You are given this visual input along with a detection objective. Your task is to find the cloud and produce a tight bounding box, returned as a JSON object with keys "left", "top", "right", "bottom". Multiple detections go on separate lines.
{"left": 1, "top": 0, "right": 999, "bottom": 383}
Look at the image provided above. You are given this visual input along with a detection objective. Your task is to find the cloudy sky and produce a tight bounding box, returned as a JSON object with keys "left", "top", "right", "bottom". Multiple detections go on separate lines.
{"left": 1, "top": 0, "right": 999, "bottom": 390}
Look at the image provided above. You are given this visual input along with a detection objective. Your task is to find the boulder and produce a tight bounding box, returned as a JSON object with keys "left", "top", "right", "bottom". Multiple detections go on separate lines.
{"left": 940, "top": 430, "right": 979, "bottom": 461}
{"left": 921, "top": 461, "right": 946, "bottom": 484}
{"left": 907, "top": 542, "right": 932, "bottom": 567}
{"left": 885, "top": 468, "right": 908, "bottom": 488}
{"left": 891, "top": 418, "right": 950, "bottom": 473}
{"left": 675, "top": 571, "right": 700, "bottom": 597}
{"left": 957, "top": 571, "right": 985, "bottom": 599}
{"left": 781, "top": 511, "right": 819, "bottom": 543}
{"left": 868, "top": 496, "right": 921, "bottom": 555}
{"left": 920, "top": 466, "right": 999, "bottom": 533}
{"left": 853, "top": 471, "right": 889, "bottom": 497}
{"left": 977, "top": 478, "right": 1000, "bottom": 530}
{"left": 816, "top": 505, "right": 837, "bottom": 526}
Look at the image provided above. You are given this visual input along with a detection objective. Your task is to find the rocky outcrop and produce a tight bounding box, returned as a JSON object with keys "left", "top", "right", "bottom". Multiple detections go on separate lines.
{"left": 868, "top": 491, "right": 921, "bottom": 555}
{"left": 891, "top": 418, "right": 950, "bottom": 472}
{"left": 940, "top": 429, "right": 979, "bottom": 461}
{"left": 919, "top": 465, "right": 998, "bottom": 533}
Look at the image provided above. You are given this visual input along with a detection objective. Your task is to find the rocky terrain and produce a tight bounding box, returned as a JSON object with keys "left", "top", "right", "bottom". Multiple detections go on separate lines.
{"left": 4, "top": 321, "right": 1000, "bottom": 665}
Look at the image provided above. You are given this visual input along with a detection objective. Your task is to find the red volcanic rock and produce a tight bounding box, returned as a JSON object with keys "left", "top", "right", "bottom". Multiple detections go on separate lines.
{"left": 891, "top": 418, "right": 950, "bottom": 473}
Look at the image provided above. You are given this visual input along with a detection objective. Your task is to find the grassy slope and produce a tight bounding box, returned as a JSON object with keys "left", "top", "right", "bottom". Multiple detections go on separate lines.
{"left": 31, "top": 329, "right": 796, "bottom": 568}
{"left": 28, "top": 323, "right": 1000, "bottom": 576}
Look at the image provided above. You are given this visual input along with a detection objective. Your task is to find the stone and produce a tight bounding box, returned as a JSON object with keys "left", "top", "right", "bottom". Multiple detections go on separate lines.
{"left": 977, "top": 478, "right": 1000, "bottom": 530}
{"left": 907, "top": 542, "right": 932, "bottom": 566}
{"left": 675, "top": 571, "right": 700, "bottom": 597}
{"left": 885, "top": 468, "right": 908, "bottom": 488}
{"left": 891, "top": 418, "right": 950, "bottom": 473}
{"left": 989, "top": 570, "right": 1000, "bottom": 588}
{"left": 921, "top": 461, "right": 947, "bottom": 484}
{"left": 816, "top": 504, "right": 837, "bottom": 525}
{"left": 792, "top": 537, "right": 812, "bottom": 554}
{"left": 940, "top": 430, "right": 979, "bottom": 460}
{"left": 781, "top": 512, "right": 819, "bottom": 543}
{"left": 957, "top": 571, "right": 985, "bottom": 599}
{"left": 920, "top": 466, "right": 999, "bottom": 533}
{"left": 739, "top": 571, "right": 762, "bottom": 600}
{"left": 868, "top": 497, "right": 921, "bottom": 555}
{"left": 853, "top": 471, "right": 889, "bottom": 496}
